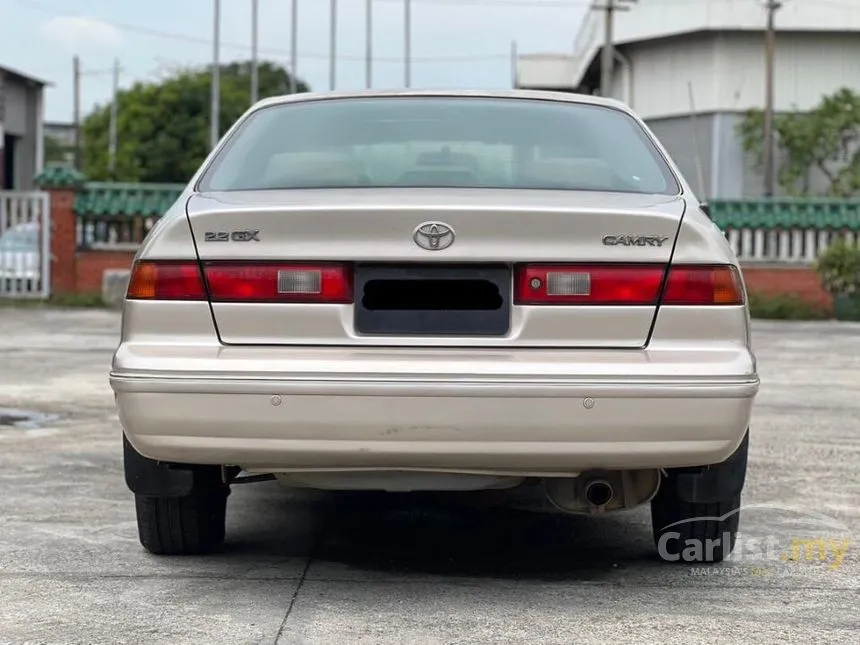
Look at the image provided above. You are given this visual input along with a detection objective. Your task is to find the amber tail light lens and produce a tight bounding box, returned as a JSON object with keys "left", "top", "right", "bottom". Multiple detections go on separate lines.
{"left": 127, "top": 261, "right": 207, "bottom": 300}
{"left": 662, "top": 265, "right": 745, "bottom": 305}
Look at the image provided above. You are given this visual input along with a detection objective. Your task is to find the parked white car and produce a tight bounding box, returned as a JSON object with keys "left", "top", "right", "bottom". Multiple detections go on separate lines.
{"left": 0, "top": 221, "right": 41, "bottom": 283}
{"left": 111, "top": 90, "right": 758, "bottom": 561}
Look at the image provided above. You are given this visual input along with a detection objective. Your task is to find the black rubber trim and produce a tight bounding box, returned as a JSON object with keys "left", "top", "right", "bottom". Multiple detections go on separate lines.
{"left": 123, "top": 435, "right": 223, "bottom": 498}
{"left": 668, "top": 430, "right": 749, "bottom": 504}
{"left": 643, "top": 197, "right": 688, "bottom": 348}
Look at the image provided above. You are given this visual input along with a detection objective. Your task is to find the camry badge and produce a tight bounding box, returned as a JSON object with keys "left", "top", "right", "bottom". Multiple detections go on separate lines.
{"left": 603, "top": 235, "right": 670, "bottom": 247}
{"left": 413, "top": 222, "right": 455, "bottom": 251}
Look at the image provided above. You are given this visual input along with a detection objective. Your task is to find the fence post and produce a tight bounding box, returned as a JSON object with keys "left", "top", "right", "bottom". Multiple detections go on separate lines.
{"left": 34, "top": 166, "right": 87, "bottom": 297}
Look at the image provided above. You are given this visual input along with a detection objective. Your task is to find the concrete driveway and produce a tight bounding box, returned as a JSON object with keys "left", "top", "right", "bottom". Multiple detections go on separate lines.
{"left": 1, "top": 309, "right": 858, "bottom": 644}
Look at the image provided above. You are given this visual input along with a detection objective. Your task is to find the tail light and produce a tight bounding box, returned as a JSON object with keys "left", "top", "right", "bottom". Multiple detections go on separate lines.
{"left": 663, "top": 265, "right": 744, "bottom": 305}
{"left": 127, "top": 261, "right": 207, "bottom": 300}
{"left": 127, "top": 260, "right": 353, "bottom": 303}
{"left": 515, "top": 264, "right": 743, "bottom": 306}
{"left": 516, "top": 264, "right": 665, "bottom": 305}
{"left": 203, "top": 262, "right": 353, "bottom": 303}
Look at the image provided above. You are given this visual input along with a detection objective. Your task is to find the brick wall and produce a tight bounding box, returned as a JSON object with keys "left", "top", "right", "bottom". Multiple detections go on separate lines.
{"left": 75, "top": 249, "right": 136, "bottom": 293}
{"left": 741, "top": 265, "right": 832, "bottom": 309}
{"left": 39, "top": 181, "right": 835, "bottom": 311}
{"left": 47, "top": 186, "right": 136, "bottom": 296}
{"left": 49, "top": 188, "right": 79, "bottom": 295}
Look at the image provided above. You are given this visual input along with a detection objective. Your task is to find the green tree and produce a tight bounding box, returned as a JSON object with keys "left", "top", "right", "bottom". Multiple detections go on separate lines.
{"left": 737, "top": 87, "right": 860, "bottom": 196}
{"left": 81, "top": 61, "right": 309, "bottom": 183}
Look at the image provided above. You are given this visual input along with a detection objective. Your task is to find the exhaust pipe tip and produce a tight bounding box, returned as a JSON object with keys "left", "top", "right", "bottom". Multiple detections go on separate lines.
{"left": 584, "top": 479, "right": 614, "bottom": 507}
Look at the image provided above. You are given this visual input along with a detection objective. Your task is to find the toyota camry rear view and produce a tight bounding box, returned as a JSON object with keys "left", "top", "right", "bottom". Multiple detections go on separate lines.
{"left": 110, "top": 90, "right": 759, "bottom": 562}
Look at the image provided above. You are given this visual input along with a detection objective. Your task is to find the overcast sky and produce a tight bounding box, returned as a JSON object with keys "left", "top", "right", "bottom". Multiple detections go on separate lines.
{"left": 1, "top": 0, "right": 590, "bottom": 123}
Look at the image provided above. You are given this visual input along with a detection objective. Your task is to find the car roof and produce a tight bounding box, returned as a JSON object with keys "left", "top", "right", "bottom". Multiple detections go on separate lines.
{"left": 251, "top": 89, "right": 633, "bottom": 115}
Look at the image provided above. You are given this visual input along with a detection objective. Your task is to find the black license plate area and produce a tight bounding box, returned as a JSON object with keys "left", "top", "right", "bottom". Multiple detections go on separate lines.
{"left": 354, "top": 264, "right": 511, "bottom": 336}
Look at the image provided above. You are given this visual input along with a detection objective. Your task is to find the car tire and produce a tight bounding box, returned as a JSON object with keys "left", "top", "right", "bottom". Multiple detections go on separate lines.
{"left": 135, "top": 490, "right": 229, "bottom": 555}
{"left": 650, "top": 433, "right": 749, "bottom": 564}
{"left": 650, "top": 489, "right": 741, "bottom": 564}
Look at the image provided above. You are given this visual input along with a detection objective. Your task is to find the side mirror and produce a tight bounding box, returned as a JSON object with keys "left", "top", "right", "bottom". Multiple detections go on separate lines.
{"left": 700, "top": 202, "right": 712, "bottom": 219}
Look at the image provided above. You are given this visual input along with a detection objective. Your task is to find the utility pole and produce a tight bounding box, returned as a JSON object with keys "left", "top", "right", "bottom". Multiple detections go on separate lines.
{"left": 763, "top": 0, "right": 782, "bottom": 197}
{"left": 290, "top": 0, "right": 298, "bottom": 94}
{"left": 330, "top": 0, "right": 337, "bottom": 91}
{"left": 511, "top": 40, "right": 518, "bottom": 88}
{"left": 404, "top": 0, "right": 412, "bottom": 88}
{"left": 108, "top": 58, "right": 120, "bottom": 176}
{"left": 72, "top": 55, "right": 81, "bottom": 171}
{"left": 251, "top": 0, "right": 259, "bottom": 104}
{"left": 366, "top": 0, "right": 373, "bottom": 88}
{"left": 211, "top": 0, "right": 221, "bottom": 150}
{"left": 593, "top": 0, "right": 635, "bottom": 98}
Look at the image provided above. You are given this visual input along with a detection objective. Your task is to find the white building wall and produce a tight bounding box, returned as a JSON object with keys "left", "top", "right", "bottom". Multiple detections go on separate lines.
{"left": 719, "top": 31, "right": 860, "bottom": 113}
{"left": 625, "top": 35, "right": 719, "bottom": 120}
{"left": 621, "top": 31, "right": 860, "bottom": 120}
{"left": 3, "top": 78, "right": 29, "bottom": 135}
{"left": 517, "top": 55, "right": 580, "bottom": 90}
{"left": 571, "top": 0, "right": 860, "bottom": 86}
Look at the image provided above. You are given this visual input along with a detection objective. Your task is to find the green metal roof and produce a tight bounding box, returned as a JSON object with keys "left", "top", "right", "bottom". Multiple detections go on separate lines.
{"left": 31, "top": 175, "right": 860, "bottom": 229}
{"left": 710, "top": 199, "right": 860, "bottom": 231}
{"left": 74, "top": 182, "right": 184, "bottom": 217}
{"left": 34, "top": 165, "right": 87, "bottom": 189}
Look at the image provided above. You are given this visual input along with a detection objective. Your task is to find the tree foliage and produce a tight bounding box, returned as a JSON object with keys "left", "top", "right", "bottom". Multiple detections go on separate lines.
{"left": 737, "top": 87, "right": 860, "bottom": 197}
{"left": 81, "top": 61, "right": 309, "bottom": 183}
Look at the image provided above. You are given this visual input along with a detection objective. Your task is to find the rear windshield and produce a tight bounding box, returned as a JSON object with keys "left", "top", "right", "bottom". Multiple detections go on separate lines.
{"left": 198, "top": 96, "right": 679, "bottom": 195}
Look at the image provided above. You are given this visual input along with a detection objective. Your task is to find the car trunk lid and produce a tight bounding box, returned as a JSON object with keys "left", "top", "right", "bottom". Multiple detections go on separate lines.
{"left": 185, "top": 188, "right": 685, "bottom": 348}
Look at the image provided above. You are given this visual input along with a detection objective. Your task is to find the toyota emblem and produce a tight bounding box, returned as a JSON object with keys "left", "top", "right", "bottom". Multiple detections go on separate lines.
{"left": 413, "top": 222, "right": 455, "bottom": 251}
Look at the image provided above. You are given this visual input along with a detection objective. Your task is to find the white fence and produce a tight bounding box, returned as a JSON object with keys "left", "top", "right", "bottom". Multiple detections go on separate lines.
{"left": 725, "top": 227, "right": 859, "bottom": 264}
{"left": 0, "top": 191, "right": 52, "bottom": 299}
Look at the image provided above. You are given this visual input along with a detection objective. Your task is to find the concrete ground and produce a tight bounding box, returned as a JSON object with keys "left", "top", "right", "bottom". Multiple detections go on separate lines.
{"left": 0, "top": 308, "right": 858, "bottom": 644}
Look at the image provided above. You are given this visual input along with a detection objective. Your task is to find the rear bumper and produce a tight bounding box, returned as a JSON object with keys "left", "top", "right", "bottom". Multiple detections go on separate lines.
{"left": 110, "top": 344, "right": 759, "bottom": 475}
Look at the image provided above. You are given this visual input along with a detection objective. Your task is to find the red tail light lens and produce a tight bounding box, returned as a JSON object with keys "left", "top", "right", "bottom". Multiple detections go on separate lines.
{"left": 127, "top": 261, "right": 207, "bottom": 300}
{"left": 515, "top": 264, "right": 744, "bottom": 306}
{"left": 203, "top": 263, "right": 353, "bottom": 303}
{"left": 663, "top": 265, "right": 744, "bottom": 305}
{"left": 516, "top": 264, "right": 665, "bottom": 305}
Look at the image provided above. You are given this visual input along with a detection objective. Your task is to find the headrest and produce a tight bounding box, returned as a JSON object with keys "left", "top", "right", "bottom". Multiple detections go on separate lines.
{"left": 263, "top": 151, "right": 367, "bottom": 187}
{"left": 521, "top": 158, "right": 615, "bottom": 190}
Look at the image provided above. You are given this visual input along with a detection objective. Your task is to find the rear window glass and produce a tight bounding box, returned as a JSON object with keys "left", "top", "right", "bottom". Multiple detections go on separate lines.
{"left": 198, "top": 96, "right": 679, "bottom": 195}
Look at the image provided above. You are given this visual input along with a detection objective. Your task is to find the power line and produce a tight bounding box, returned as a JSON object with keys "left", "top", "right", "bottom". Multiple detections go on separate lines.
{"left": 11, "top": 0, "right": 570, "bottom": 63}
{"left": 16, "top": 0, "right": 754, "bottom": 65}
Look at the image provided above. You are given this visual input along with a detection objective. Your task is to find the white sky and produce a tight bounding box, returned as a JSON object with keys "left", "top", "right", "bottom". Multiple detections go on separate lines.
{"left": 1, "top": 0, "right": 591, "bottom": 122}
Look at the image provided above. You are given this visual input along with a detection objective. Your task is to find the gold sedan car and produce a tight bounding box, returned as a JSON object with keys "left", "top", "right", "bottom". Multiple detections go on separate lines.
{"left": 110, "top": 90, "right": 759, "bottom": 562}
